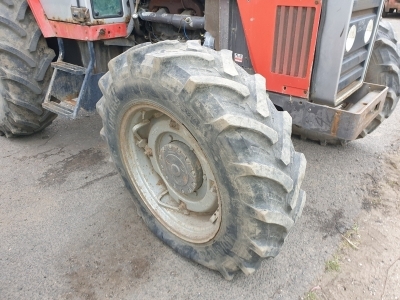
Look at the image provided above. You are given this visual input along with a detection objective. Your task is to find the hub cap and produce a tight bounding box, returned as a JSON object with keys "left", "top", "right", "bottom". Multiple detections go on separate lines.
{"left": 159, "top": 141, "right": 203, "bottom": 195}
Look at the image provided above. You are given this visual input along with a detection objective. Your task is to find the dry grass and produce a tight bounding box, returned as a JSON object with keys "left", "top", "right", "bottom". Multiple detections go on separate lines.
{"left": 304, "top": 291, "right": 318, "bottom": 300}
{"left": 325, "top": 255, "right": 340, "bottom": 272}
{"left": 340, "top": 223, "right": 361, "bottom": 250}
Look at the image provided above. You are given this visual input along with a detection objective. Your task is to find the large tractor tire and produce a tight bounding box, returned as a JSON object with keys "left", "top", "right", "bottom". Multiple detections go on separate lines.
{"left": 364, "top": 20, "right": 400, "bottom": 135}
{"left": 294, "top": 20, "right": 400, "bottom": 145}
{"left": 97, "top": 40, "right": 307, "bottom": 279}
{"left": 0, "top": 0, "right": 56, "bottom": 137}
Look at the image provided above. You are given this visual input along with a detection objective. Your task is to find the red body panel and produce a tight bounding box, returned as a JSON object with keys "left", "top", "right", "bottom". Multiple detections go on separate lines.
{"left": 27, "top": 0, "right": 128, "bottom": 41}
{"left": 237, "top": 0, "right": 322, "bottom": 98}
{"left": 385, "top": 0, "right": 400, "bottom": 11}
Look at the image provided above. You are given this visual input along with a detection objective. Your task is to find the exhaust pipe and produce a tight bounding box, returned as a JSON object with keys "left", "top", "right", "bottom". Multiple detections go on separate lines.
{"left": 139, "top": 10, "right": 205, "bottom": 30}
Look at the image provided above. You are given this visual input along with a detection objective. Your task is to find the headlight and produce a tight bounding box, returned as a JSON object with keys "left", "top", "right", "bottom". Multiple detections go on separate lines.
{"left": 346, "top": 25, "right": 357, "bottom": 52}
{"left": 364, "top": 19, "right": 374, "bottom": 43}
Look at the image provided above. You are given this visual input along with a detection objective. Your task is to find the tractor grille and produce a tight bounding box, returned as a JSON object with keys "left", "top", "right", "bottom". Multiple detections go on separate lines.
{"left": 337, "top": 6, "right": 380, "bottom": 95}
{"left": 310, "top": 0, "right": 383, "bottom": 106}
{"left": 272, "top": 6, "right": 316, "bottom": 78}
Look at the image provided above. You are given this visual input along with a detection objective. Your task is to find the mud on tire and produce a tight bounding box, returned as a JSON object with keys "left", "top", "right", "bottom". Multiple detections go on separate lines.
{"left": 97, "top": 40, "right": 307, "bottom": 279}
{"left": 0, "top": 0, "right": 56, "bottom": 137}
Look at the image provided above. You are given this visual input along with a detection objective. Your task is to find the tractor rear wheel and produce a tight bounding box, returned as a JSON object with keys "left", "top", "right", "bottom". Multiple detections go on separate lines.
{"left": 364, "top": 20, "right": 400, "bottom": 135}
{"left": 382, "top": 7, "right": 388, "bottom": 18}
{"left": 0, "top": 0, "right": 56, "bottom": 137}
{"left": 97, "top": 41, "right": 307, "bottom": 279}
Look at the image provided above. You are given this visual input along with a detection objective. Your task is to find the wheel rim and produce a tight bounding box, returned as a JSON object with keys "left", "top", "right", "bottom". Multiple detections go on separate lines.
{"left": 119, "top": 104, "right": 222, "bottom": 244}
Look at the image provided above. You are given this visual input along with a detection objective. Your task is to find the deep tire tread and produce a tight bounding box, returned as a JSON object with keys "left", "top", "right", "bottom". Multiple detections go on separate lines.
{"left": 35, "top": 50, "right": 56, "bottom": 81}
{"left": 28, "top": 27, "right": 42, "bottom": 53}
{"left": 3, "top": 91, "right": 42, "bottom": 115}
{"left": 98, "top": 40, "right": 307, "bottom": 279}
{"left": 364, "top": 20, "right": 400, "bottom": 133}
{"left": 1, "top": 67, "right": 42, "bottom": 94}
{"left": 211, "top": 114, "right": 278, "bottom": 144}
{"left": 16, "top": 1, "right": 28, "bottom": 21}
{"left": 0, "top": 0, "right": 55, "bottom": 137}
{"left": 0, "top": 16, "right": 26, "bottom": 37}
{"left": 0, "top": 41, "right": 36, "bottom": 67}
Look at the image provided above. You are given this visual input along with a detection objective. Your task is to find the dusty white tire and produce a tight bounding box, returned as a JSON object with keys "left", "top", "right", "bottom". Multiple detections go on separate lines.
{"left": 97, "top": 40, "right": 307, "bottom": 279}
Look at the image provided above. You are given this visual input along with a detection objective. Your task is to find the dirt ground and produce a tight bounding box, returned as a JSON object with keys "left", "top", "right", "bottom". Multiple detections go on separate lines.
{"left": 305, "top": 147, "right": 400, "bottom": 300}
{"left": 303, "top": 16, "right": 400, "bottom": 300}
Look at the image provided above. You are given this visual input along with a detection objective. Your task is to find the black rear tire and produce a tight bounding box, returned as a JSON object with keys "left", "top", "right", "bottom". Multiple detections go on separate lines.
{"left": 382, "top": 8, "right": 388, "bottom": 18}
{"left": 97, "top": 41, "right": 307, "bottom": 279}
{"left": 364, "top": 20, "right": 400, "bottom": 136}
{"left": 0, "top": 0, "right": 56, "bottom": 137}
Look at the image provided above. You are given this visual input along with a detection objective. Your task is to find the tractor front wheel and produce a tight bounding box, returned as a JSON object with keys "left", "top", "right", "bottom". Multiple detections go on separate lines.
{"left": 97, "top": 41, "right": 307, "bottom": 279}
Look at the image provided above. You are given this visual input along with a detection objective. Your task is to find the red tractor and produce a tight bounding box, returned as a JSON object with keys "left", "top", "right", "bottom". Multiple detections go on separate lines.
{"left": 0, "top": 0, "right": 398, "bottom": 279}
{"left": 383, "top": 0, "right": 400, "bottom": 17}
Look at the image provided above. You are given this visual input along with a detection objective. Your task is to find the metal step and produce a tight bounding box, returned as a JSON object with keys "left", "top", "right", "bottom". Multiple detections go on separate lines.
{"left": 42, "top": 98, "right": 76, "bottom": 118}
{"left": 42, "top": 39, "right": 95, "bottom": 118}
{"left": 51, "top": 61, "right": 86, "bottom": 75}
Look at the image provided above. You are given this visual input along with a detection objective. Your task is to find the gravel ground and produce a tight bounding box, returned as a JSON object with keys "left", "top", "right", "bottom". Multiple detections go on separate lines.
{"left": 1, "top": 17, "right": 400, "bottom": 300}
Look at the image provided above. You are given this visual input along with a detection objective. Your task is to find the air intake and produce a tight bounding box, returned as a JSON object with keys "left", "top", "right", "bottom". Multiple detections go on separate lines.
{"left": 272, "top": 6, "right": 316, "bottom": 78}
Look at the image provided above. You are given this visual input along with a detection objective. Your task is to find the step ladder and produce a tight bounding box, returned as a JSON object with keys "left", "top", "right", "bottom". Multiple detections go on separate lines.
{"left": 42, "top": 38, "right": 95, "bottom": 119}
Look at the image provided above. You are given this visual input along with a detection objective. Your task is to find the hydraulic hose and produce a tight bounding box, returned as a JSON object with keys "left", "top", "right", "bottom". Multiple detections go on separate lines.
{"left": 139, "top": 10, "right": 205, "bottom": 30}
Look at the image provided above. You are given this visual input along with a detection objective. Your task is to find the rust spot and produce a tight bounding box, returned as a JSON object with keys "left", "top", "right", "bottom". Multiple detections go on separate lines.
{"left": 331, "top": 111, "right": 342, "bottom": 137}
{"left": 64, "top": 98, "right": 77, "bottom": 107}
{"left": 48, "top": 16, "right": 106, "bottom": 25}
{"left": 93, "top": 20, "right": 106, "bottom": 25}
{"left": 144, "top": 145, "right": 153, "bottom": 157}
{"left": 169, "top": 120, "right": 180, "bottom": 130}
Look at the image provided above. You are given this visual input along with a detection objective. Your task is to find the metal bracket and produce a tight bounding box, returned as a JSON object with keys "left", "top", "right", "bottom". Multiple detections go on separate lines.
{"left": 71, "top": 7, "right": 90, "bottom": 23}
{"left": 270, "top": 82, "right": 388, "bottom": 141}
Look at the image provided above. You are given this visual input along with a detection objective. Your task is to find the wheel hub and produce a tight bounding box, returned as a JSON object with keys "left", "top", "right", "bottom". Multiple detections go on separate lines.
{"left": 159, "top": 141, "right": 203, "bottom": 195}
